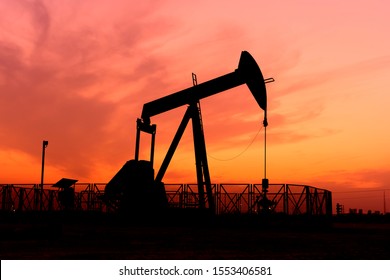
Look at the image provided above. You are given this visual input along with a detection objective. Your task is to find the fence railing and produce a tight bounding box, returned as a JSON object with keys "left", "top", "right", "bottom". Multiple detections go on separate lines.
{"left": 166, "top": 183, "right": 332, "bottom": 215}
{"left": 1, "top": 183, "right": 332, "bottom": 216}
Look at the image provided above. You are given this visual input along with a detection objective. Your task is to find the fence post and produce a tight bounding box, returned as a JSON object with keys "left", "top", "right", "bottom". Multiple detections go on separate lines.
{"left": 248, "top": 184, "right": 253, "bottom": 214}
{"left": 18, "top": 187, "right": 25, "bottom": 211}
{"left": 305, "top": 186, "right": 311, "bottom": 215}
{"left": 2, "top": 185, "right": 7, "bottom": 211}
{"left": 33, "top": 184, "right": 40, "bottom": 210}
{"left": 48, "top": 190, "right": 54, "bottom": 211}
{"left": 184, "top": 184, "right": 188, "bottom": 207}
{"left": 284, "top": 184, "right": 289, "bottom": 215}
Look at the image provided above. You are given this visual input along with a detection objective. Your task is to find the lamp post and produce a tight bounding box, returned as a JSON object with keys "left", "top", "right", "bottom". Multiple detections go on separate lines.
{"left": 40, "top": 140, "right": 48, "bottom": 211}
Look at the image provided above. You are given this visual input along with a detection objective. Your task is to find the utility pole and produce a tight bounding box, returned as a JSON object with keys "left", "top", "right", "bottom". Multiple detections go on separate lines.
{"left": 40, "top": 140, "right": 48, "bottom": 211}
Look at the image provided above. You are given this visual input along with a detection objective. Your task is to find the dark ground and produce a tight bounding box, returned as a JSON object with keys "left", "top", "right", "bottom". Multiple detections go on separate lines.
{"left": 1, "top": 211, "right": 390, "bottom": 259}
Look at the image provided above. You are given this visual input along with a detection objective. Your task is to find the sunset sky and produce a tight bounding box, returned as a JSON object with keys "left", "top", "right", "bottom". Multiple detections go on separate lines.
{"left": 1, "top": 0, "right": 389, "bottom": 212}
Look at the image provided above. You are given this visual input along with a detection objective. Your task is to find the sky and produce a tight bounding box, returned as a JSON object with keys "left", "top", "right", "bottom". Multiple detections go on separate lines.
{"left": 1, "top": 0, "right": 389, "bottom": 212}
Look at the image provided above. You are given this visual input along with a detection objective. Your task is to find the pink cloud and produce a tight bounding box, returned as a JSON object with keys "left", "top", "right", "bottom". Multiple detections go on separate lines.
{"left": 0, "top": 0, "right": 180, "bottom": 181}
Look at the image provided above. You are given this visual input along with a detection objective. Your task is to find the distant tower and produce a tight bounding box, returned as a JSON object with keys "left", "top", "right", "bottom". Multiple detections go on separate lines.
{"left": 336, "top": 203, "right": 344, "bottom": 215}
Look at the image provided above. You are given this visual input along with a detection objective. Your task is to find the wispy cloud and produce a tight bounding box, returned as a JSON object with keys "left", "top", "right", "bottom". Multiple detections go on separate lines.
{"left": 0, "top": 0, "right": 179, "bottom": 181}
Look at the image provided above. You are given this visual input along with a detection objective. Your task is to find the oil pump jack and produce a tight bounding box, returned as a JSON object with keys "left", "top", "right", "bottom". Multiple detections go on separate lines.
{"left": 104, "top": 51, "right": 270, "bottom": 214}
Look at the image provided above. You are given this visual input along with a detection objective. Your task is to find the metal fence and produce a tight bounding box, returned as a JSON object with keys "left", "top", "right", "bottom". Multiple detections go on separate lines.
{"left": 165, "top": 183, "right": 332, "bottom": 216}
{"left": 0, "top": 184, "right": 107, "bottom": 212}
{"left": 1, "top": 183, "right": 332, "bottom": 216}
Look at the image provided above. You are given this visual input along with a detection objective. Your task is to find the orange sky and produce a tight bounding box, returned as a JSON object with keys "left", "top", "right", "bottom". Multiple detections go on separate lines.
{"left": 1, "top": 0, "right": 389, "bottom": 212}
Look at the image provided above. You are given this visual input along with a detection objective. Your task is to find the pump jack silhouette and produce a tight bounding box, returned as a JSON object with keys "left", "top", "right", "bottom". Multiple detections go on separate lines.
{"left": 104, "top": 51, "right": 270, "bottom": 214}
